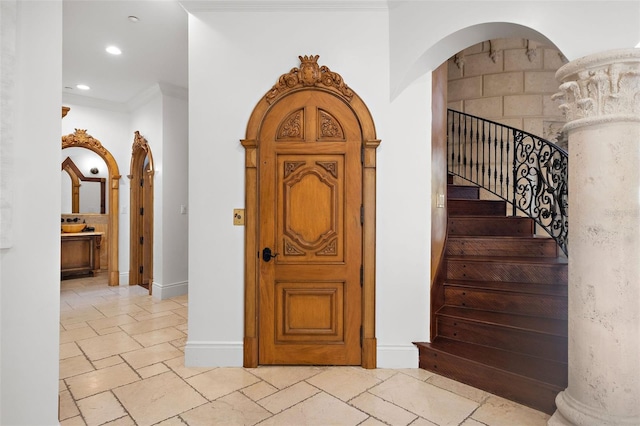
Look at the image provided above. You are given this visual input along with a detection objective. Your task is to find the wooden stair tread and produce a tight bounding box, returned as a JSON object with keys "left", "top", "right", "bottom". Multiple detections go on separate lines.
{"left": 446, "top": 255, "right": 568, "bottom": 265}
{"left": 436, "top": 306, "right": 567, "bottom": 337}
{"left": 444, "top": 279, "right": 567, "bottom": 296}
{"left": 446, "top": 235, "right": 559, "bottom": 257}
{"left": 416, "top": 338, "right": 567, "bottom": 387}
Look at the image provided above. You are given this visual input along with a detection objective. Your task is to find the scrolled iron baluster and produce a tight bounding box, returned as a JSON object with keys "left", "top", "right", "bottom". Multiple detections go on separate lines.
{"left": 447, "top": 109, "right": 568, "bottom": 255}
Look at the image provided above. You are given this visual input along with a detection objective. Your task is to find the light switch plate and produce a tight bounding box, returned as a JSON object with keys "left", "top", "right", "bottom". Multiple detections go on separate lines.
{"left": 233, "top": 209, "right": 245, "bottom": 226}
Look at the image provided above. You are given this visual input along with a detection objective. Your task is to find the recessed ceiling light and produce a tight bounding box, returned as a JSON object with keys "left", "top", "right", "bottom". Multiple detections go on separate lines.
{"left": 106, "top": 45, "right": 122, "bottom": 55}
{"left": 128, "top": 15, "right": 139, "bottom": 23}
{"left": 76, "top": 84, "right": 90, "bottom": 90}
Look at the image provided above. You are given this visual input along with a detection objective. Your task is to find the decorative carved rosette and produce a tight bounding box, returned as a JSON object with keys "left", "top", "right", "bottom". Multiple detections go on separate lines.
{"left": 62, "top": 129, "right": 109, "bottom": 156}
{"left": 553, "top": 49, "right": 640, "bottom": 130}
{"left": 266, "top": 55, "right": 354, "bottom": 104}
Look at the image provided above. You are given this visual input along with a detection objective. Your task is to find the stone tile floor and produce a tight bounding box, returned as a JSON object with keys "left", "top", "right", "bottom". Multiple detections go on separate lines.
{"left": 60, "top": 274, "right": 550, "bottom": 425}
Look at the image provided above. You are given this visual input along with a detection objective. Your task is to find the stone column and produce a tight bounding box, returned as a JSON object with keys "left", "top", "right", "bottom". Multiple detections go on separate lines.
{"left": 549, "top": 49, "right": 640, "bottom": 426}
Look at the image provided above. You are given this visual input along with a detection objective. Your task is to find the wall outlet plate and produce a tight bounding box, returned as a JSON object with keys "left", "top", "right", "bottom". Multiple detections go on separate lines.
{"left": 233, "top": 209, "right": 245, "bottom": 226}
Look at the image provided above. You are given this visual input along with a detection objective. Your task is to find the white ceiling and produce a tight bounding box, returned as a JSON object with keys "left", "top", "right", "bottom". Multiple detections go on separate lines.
{"left": 62, "top": 0, "right": 188, "bottom": 105}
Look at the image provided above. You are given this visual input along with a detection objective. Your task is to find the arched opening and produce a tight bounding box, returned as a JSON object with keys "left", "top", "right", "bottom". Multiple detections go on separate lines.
{"left": 62, "top": 129, "right": 121, "bottom": 286}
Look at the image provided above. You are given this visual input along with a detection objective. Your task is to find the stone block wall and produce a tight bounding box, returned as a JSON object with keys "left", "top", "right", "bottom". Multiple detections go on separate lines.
{"left": 448, "top": 38, "right": 568, "bottom": 147}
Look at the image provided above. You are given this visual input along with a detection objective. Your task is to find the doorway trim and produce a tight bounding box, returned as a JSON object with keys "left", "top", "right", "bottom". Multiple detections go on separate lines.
{"left": 241, "top": 56, "right": 380, "bottom": 368}
{"left": 128, "top": 131, "right": 154, "bottom": 293}
{"left": 62, "top": 129, "right": 121, "bottom": 286}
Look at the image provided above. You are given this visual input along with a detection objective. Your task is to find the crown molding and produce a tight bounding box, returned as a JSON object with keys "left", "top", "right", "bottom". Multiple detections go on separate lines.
{"left": 126, "top": 82, "right": 188, "bottom": 112}
{"left": 180, "top": 0, "right": 388, "bottom": 13}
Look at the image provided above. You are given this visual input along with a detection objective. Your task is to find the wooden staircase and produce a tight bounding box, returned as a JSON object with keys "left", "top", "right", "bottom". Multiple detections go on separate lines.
{"left": 415, "top": 176, "right": 568, "bottom": 414}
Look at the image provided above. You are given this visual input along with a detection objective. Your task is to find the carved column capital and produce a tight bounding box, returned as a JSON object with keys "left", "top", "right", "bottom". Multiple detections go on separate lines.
{"left": 553, "top": 49, "right": 640, "bottom": 130}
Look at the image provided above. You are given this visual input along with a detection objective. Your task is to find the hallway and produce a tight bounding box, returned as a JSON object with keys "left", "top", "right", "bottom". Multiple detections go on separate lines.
{"left": 59, "top": 276, "right": 551, "bottom": 425}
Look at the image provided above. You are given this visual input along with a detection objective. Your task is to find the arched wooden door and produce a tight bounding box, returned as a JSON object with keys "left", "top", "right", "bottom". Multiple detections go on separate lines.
{"left": 242, "top": 56, "right": 380, "bottom": 367}
{"left": 129, "top": 131, "right": 154, "bottom": 294}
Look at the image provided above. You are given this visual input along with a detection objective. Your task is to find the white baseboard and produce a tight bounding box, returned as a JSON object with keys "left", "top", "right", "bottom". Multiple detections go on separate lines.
{"left": 183, "top": 341, "right": 418, "bottom": 368}
{"left": 119, "top": 272, "right": 129, "bottom": 286}
{"left": 376, "top": 344, "right": 419, "bottom": 368}
{"left": 152, "top": 280, "right": 188, "bottom": 300}
{"left": 184, "top": 341, "right": 243, "bottom": 367}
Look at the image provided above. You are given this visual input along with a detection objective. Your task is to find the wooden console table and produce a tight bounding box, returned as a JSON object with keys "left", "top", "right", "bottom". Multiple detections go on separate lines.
{"left": 61, "top": 232, "right": 103, "bottom": 278}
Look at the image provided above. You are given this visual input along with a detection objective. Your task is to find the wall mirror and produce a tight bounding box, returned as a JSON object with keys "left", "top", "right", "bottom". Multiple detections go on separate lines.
{"left": 61, "top": 149, "right": 107, "bottom": 214}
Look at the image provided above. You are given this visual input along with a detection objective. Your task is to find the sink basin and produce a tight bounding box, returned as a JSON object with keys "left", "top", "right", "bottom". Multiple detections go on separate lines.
{"left": 61, "top": 223, "right": 86, "bottom": 233}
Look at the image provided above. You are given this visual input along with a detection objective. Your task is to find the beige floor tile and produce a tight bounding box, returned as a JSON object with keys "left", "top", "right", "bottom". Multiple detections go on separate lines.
{"left": 471, "top": 395, "right": 550, "bottom": 426}
{"left": 93, "top": 355, "right": 123, "bottom": 369}
{"left": 60, "top": 415, "right": 86, "bottom": 426}
{"left": 113, "top": 371, "right": 207, "bottom": 426}
{"left": 362, "top": 368, "right": 399, "bottom": 381}
{"left": 136, "top": 299, "right": 183, "bottom": 311}
{"left": 248, "top": 365, "right": 325, "bottom": 389}
{"left": 187, "top": 367, "right": 261, "bottom": 401}
{"left": 76, "top": 331, "right": 143, "bottom": 361}
{"left": 426, "top": 374, "right": 490, "bottom": 403}
{"left": 350, "top": 392, "right": 417, "bottom": 425}
{"left": 181, "top": 391, "right": 271, "bottom": 425}
{"left": 60, "top": 306, "right": 104, "bottom": 327}
{"left": 306, "top": 367, "right": 382, "bottom": 401}
{"left": 60, "top": 326, "right": 99, "bottom": 344}
{"left": 398, "top": 368, "right": 435, "bottom": 381}
{"left": 119, "top": 313, "right": 186, "bottom": 335}
{"left": 169, "top": 336, "right": 187, "bottom": 350}
{"left": 163, "top": 356, "right": 213, "bottom": 379}
{"left": 76, "top": 391, "right": 127, "bottom": 425}
{"left": 172, "top": 306, "right": 189, "bottom": 318}
{"left": 241, "top": 381, "right": 279, "bottom": 401}
{"left": 461, "top": 418, "right": 486, "bottom": 426}
{"left": 409, "top": 418, "right": 439, "bottom": 426}
{"left": 132, "top": 309, "right": 176, "bottom": 322}
{"left": 131, "top": 326, "right": 185, "bottom": 347}
{"left": 59, "top": 390, "right": 80, "bottom": 421}
{"left": 369, "top": 373, "right": 478, "bottom": 425}
{"left": 121, "top": 342, "right": 182, "bottom": 369}
{"left": 260, "top": 392, "right": 368, "bottom": 426}
{"left": 63, "top": 321, "right": 90, "bottom": 331}
{"left": 153, "top": 417, "right": 187, "bottom": 426}
{"left": 60, "top": 342, "right": 83, "bottom": 360}
{"left": 97, "top": 304, "right": 146, "bottom": 318}
{"left": 66, "top": 362, "right": 140, "bottom": 400}
{"left": 137, "top": 362, "right": 170, "bottom": 379}
{"left": 97, "top": 326, "right": 124, "bottom": 335}
{"left": 360, "top": 417, "right": 388, "bottom": 426}
{"left": 87, "top": 314, "right": 137, "bottom": 331}
{"left": 60, "top": 355, "right": 94, "bottom": 379}
{"left": 258, "top": 381, "right": 320, "bottom": 414}
{"left": 103, "top": 415, "right": 136, "bottom": 425}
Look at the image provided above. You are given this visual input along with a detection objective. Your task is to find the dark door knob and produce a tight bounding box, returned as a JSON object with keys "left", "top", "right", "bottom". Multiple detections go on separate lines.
{"left": 262, "top": 247, "right": 279, "bottom": 262}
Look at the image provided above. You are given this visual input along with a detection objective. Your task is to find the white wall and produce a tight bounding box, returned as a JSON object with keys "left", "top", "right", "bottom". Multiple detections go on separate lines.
{"left": 0, "top": 1, "right": 62, "bottom": 424}
{"left": 63, "top": 85, "right": 189, "bottom": 297}
{"left": 158, "top": 88, "right": 189, "bottom": 298}
{"left": 183, "top": 3, "right": 431, "bottom": 367}
{"left": 183, "top": 0, "right": 640, "bottom": 369}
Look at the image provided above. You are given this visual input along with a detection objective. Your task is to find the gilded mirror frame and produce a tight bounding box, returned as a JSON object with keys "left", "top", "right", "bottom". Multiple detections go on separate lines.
{"left": 62, "top": 129, "right": 121, "bottom": 286}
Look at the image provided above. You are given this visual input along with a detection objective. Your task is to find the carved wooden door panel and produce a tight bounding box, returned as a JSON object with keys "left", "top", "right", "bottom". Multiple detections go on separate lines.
{"left": 258, "top": 90, "right": 362, "bottom": 365}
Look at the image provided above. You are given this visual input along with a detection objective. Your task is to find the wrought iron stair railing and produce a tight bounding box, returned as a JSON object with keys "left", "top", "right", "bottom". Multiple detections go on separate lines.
{"left": 447, "top": 109, "right": 568, "bottom": 255}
